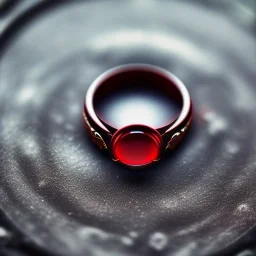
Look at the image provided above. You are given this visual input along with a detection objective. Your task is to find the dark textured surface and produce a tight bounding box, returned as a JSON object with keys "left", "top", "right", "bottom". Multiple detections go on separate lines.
{"left": 0, "top": 0, "right": 256, "bottom": 255}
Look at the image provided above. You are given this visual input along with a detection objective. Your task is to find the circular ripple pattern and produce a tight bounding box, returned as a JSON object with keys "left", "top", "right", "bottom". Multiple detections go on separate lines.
{"left": 0, "top": 1, "right": 256, "bottom": 256}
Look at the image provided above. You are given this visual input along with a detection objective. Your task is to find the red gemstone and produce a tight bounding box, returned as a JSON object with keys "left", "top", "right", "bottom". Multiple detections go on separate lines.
{"left": 111, "top": 125, "right": 162, "bottom": 167}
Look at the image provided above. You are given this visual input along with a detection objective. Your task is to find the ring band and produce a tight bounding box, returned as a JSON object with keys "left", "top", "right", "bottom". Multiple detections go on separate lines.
{"left": 83, "top": 64, "right": 193, "bottom": 168}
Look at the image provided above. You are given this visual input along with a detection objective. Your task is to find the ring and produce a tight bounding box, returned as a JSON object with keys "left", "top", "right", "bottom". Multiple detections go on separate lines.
{"left": 83, "top": 64, "right": 193, "bottom": 169}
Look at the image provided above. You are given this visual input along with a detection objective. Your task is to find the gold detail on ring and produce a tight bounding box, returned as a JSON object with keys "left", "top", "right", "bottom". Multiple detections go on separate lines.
{"left": 181, "top": 126, "right": 188, "bottom": 133}
{"left": 166, "top": 123, "right": 190, "bottom": 150}
{"left": 83, "top": 113, "right": 107, "bottom": 150}
{"left": 172, "top": 132, "right": 181, "bottom": 139}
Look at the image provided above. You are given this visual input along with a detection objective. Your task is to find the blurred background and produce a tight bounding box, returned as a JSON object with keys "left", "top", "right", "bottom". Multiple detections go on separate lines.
{"left": 0, "top": 0, "right": 255, "bottom": 256}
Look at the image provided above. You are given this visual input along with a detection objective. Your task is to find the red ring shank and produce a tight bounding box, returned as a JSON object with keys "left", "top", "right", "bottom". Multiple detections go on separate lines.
{"left": 84, "top": 64, "right": 193, "bottom": 168}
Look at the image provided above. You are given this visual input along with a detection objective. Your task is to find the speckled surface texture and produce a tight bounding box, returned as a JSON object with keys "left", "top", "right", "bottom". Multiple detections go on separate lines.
{"left": 0, "top": 0, "right": 256, "bottom": 255}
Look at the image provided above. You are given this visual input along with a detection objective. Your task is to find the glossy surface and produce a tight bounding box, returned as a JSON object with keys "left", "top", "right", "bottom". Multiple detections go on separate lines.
{"left": 0, "top": 1, "right": 255, "bottom": 256}
{"left": 111, "top": 125, "right": 162, "bottom": 166}
{"left": 89, "top": 64, "right": 187, "bottom": 130}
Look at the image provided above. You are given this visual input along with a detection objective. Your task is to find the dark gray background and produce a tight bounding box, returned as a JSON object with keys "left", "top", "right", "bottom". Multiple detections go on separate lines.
{"left": 0, "top": 0, "right": 256, "bottom": 255}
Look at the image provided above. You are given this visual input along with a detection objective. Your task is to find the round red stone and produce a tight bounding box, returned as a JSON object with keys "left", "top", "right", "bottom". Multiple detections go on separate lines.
{"left": 111, "top": 125, "right": 162, "bottom": 167}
